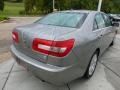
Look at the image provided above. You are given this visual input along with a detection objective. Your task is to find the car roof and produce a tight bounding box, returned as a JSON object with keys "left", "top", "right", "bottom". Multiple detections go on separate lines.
{"left": 60, "top": 10, "right": 99, "bottom": 14}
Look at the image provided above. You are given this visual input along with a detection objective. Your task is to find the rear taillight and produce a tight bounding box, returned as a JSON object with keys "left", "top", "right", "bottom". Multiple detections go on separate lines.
{"left": 32, "top": 38, "right": 75, "bottom": 57}
{"left": 12, "top": 31, "right": 19, "bottom": 44}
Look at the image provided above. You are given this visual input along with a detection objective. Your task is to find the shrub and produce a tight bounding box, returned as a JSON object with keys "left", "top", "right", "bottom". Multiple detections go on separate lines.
{"left": 0, "top": 16, "right": 9, "bottom": 21}
{"left": 19, "top": 10, "right": 25, "bottom": 15}
{"left": 0, "top": 0, "right": 4, "bottom": 11}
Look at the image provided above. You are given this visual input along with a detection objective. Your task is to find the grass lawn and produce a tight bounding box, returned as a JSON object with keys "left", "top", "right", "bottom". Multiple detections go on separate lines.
{"left": 0, "top": 2, "right": 24, "bottom": 16}
{"left": 0, "top": 16, "right": 9, "bottom": 21}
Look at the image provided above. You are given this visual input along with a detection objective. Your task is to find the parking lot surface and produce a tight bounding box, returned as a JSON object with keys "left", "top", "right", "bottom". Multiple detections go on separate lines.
{"left": 0, "top": 17, "right": 120, "bottom": 90}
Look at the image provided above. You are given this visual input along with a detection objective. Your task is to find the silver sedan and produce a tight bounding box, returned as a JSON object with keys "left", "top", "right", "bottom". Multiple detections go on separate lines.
{"left": 11, "top": 10, "right": 118, "bottom": 85}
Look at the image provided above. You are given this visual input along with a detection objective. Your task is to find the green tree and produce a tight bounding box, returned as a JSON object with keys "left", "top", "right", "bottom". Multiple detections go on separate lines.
{"left": 0, "top": 0, "right": 4, "bottom": 11}
{"left": 35, "top": 0, "right": 43, "bottom": 14}
{"left": 23, "top": 0, "right": 120, "bottom": 15}
{"left": 102, "top": 0, "right": 120, "bottom": 13}
{"left": 7, "top": 0, "right": 23, "bottom": 2}
{"left": 24, "top": 0, "right": 35, "bottom": 14}
{"left": 42, "top": 0, "right": 52, "bottom": 13}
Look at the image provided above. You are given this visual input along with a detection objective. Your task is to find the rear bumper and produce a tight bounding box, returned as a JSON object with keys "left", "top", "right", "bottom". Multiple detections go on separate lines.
{"left": 10, "top": 45, "right": 84, "bottom": 85}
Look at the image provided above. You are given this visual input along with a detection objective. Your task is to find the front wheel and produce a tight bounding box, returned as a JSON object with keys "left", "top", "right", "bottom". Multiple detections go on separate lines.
{"left": 84, "top": 51, "right": 98, "bottom": 78}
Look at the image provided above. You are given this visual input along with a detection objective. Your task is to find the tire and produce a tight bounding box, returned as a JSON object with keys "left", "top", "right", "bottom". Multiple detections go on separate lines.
{"left": 115, "top": 30, "right": 117, "bottom": 34}
{"left": 110, "top": 31, "right": 117, "bottom": 47}
{"left": 109, "top": 40, "right": 114, "bottom": 47}
{"left": 84, "top": 51, "right": 99, "bottom": 78}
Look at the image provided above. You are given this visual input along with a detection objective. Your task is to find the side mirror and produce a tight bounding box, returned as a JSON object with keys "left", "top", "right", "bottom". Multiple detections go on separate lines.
{"left": 112, "top": 22, "right": 119, "bottom": 27}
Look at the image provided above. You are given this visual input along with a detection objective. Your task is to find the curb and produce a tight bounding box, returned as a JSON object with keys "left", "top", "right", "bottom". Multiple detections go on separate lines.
{"left": 0, "top": 20, "right": 9, "bottom": 23}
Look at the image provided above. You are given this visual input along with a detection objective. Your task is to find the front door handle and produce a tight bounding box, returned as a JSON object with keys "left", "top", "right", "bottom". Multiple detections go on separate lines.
{"left": 98, "top": 34, "right": 103, "bottom": 39}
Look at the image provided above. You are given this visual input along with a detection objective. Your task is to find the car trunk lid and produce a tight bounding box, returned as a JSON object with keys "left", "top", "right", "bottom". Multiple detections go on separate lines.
{"left": 13, "top": 23, "right": 76, "bottom": 63}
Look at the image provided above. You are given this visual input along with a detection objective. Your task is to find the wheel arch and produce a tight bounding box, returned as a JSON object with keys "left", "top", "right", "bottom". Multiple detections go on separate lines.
{"left": 95, "top": 48, "right": 100, "bottom": 56}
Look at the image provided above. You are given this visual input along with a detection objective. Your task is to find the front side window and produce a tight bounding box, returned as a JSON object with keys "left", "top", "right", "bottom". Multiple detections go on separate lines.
{"left": 102, "top": 14, "right": 112, "bottom": 27}
{"left": 35, "top": 12, "right": 87, "bottom": 28}
{"left": 95, "top": 13, "right": 106, "bottom": 29}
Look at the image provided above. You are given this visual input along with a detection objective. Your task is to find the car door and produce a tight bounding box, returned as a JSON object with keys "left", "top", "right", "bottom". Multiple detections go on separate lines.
{"left": 102, "top": 13, "right": 116, "bottom": 47}
{"left": 93, "top": 13, "right": 107, "bottom": 54}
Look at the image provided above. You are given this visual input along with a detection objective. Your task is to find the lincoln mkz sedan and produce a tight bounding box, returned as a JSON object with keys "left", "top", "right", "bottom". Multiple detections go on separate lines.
{"left": 11, "top": 10, "right": 119, "bottom": 85}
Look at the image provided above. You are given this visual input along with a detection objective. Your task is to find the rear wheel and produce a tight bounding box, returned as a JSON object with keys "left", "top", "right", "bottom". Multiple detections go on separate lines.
{"left": 110, "top": 40, "right": 114, "bottom": 46}
{"left": 84, "top": 51, "right": 98, "bottom": 78}
{"left": 110, "top": 31, "right": 117, "bottom": 47}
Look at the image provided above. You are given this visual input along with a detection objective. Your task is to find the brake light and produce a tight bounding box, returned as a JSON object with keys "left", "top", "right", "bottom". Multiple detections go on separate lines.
{"left": 12, "top": 31, "right": 19, "bottom": 43}
{"left": 32, "top": 38, "right": 75, "bottom": 57}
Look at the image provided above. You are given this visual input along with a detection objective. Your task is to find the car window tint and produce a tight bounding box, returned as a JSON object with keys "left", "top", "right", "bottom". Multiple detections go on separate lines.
{"left": 35, "top": 12, "right": 87, "bottom": 28}
{"left": 103, "top": 14, "right": 112, "bottom": 27}
{"left": 95, "top": 14, "right": 106, "bottom": 29}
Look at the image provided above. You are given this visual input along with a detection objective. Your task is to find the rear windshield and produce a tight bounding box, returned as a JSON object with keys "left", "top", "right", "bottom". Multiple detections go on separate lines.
{"left": 36, "top": 12, "right": 87, "bottom": 28}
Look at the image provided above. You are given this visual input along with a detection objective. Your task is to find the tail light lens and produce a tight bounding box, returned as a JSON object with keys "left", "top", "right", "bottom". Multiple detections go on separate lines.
{"left": 12, "top": 31, "right": 19, "bottom": 44}
{"left": 32, "top": 38, "right": 75, "bottom": 57}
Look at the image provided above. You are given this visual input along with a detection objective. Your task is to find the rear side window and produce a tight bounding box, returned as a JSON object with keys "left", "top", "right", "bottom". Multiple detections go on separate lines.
{"left": 102, "top": 14, "right": 112, "bottom": 27}
{"left": 95, "top": 13, "right": 106, "bottom": 29}
{"left": 93, "top": 20, "right": 98, "bottom": 30}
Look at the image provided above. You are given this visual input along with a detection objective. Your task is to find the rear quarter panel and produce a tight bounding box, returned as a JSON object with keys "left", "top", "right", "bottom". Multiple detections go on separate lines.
{"left": 47, "top": 12, "right": 101, "bottom": 76}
